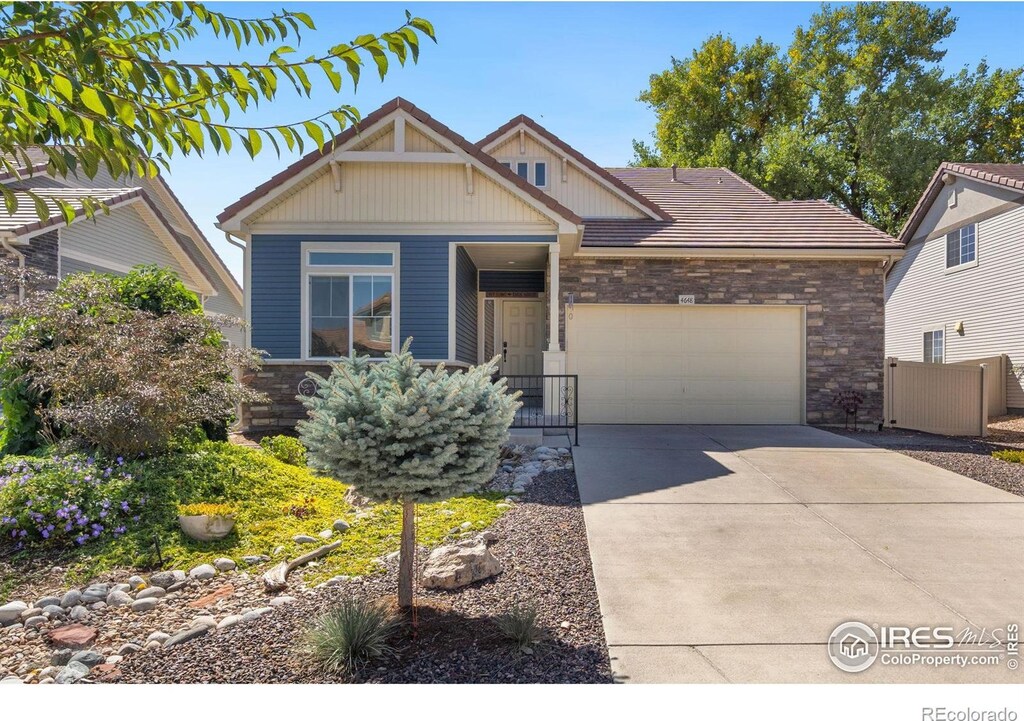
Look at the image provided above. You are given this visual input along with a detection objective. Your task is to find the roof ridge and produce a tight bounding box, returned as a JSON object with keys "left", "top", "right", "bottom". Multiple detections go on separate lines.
{"left": 475, "top": 115, "right": 673, "bottom": 221}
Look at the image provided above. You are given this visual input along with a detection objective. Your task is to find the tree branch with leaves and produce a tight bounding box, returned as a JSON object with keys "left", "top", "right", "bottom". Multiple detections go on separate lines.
{"left": 0, "top": 1, "right": 435, "bottom": 222}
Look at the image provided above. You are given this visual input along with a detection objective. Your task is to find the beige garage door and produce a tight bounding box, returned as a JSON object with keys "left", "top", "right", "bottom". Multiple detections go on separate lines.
{"left": 566, "top": 305, "right": 804, "bottom": 424}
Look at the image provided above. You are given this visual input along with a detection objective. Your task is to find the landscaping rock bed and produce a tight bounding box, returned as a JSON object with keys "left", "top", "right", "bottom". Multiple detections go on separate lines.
{"left": 113, "top": 468, "right": 612, "bottom": 684}
{"left": 827, "top": 427, "right": 1024, "bottom": 498}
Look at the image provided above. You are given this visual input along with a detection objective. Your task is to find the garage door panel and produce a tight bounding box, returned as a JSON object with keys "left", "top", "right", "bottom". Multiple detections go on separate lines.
{"left": 566, "top": 305, "right": 803, "bottom": 425}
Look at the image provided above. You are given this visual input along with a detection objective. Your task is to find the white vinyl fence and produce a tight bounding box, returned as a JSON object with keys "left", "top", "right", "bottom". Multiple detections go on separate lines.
{"left": 883, "top": 355, "right": 1008, "bottom": 437}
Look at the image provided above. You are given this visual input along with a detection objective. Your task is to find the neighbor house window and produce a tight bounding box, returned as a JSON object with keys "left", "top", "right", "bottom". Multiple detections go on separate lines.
{"left": 498, "top": 159, "right": 548, "bottom": 188}
{"left": 303, "top": 246, "right": 397, "bottom": 359}
{"left": 923, "top": 329, "right": 944, "bottom": 363}
{"left": 946, "top": 224, "right": 976, "bottom": 269}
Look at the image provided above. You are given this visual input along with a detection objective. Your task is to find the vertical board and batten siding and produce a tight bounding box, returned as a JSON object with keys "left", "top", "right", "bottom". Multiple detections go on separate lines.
{"left": 884, "top": 358, "right": 989, "bottom": 436}
{"left": 250, "top": 235, "right": 555, "bottom": 361}
{"left": 454, "top": 247, "right": 478, "bottom": 364}
{"left": 60, "top": 206, "right": 193, "bottom": 282}
{"left": 250, "top": 162, "right": 553, "bottom": 226}
{"left": 479, "top": 270, "right": 546, "bottom": 293}
{"left": 885, "top": 202, "right": 1024, "bottom": 409}
{"left": 487, "top": 134, "right": 646, "bottom": 219}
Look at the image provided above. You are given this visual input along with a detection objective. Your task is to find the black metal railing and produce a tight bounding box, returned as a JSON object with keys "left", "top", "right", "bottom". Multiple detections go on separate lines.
{"left": 501, "top": 374, "right": 578, "bottom": 445}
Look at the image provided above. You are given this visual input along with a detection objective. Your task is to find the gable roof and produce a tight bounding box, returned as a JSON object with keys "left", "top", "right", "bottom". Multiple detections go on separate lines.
{"left": 218, "top": 97, "right": 583, "bottom": 228}
{"left": 582, "top": 168, "right": 902, "bottom": 250}
{"left": 0, "top": 185, "right": 217, "bottom": 294}
{"left": 899, "top": 162, "right": 1024, "bottom": 243}
{"left": 476, "top": 115, "right": 673, "bottom": 221}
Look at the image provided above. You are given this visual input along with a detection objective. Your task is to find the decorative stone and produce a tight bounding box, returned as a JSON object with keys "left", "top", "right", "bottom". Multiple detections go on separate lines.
{"left": 105, "top": 655, "right": 123, "bottom": 665}
{"left": 188, "top": 563, "right": 217, "bottom": 580}
{"left": 241, "top": 607, "right": 272, "bottom": 623}
{"left": 106, "top": 590, "right": 132, "bottom": 607}
{"left": 111, "top": 583, "right": 131, "bottom": 594}
{"left": 47, "top": 623, "right": 97, "bottom": 649}
{"left": 42, "top": 604, "right": 66, "bottom": 618}
{"left": 69, "top": 649, "right": 105, "bottom": 668}
{"left": 318, "top": 529, "right": 333, "bottom": 539}
{"left": 292, "top": 534, "right": 316, "bottom": 544}
{"left": 242, "top": 555, "right": 270, "bottom": 564}
{"left": 269, "top": 595, "right": 295, "bottom": 606}
{"left": 188, "top": 584, "right": 235, "bottom": 609}
{"left": 69, "top": 606, "right": 89, "bottom": 621}
{"left": 163, "top": 625, "right": 209, "bottom": 648}
{"left": 481, "top": 530, "right": 498, "bottom": 543}
{"left": 149, "top": 571, "right": 177, "bottom": 588}
{"left": 273, "top": 545, "right": 285, "bottom": 555}
{"left": 217, "top": 615, "right": 242, "bottom": 630}
{"left": 51, "top": 648, "right": 74, "bottom": 666}
{"left": 91, "top": 663, "right": 122, "bottom": 682}
{"left": 0, "top": 601, "right": 28, "bottom": 624}
{"left": 420, "top": 541, "right": 503, "bottom": 590}
{"left": 213, "top": 557, "right": 236, "bottom": 572}
{"left": 146, "top": 631, "right": 170, "bottom": 644}
{"left": 166, "top": 581, "right": 188, "bottom": 593}
{"left": 191, "top": 615, "right": 218, "bottom": 629}
{"left": 144, "top": 641, "right": 163, "bottom": 651}
{"left": 35, "top": 595, "right": 62, "bottom": 609}
{"left": 20, "top": 606, "right": 42, "bottom": 620}
{"left": 135, "top": 586, "right": 166, "bottom": 601}
{"left": 131, "top": 598, "right": 158, "bottom": 613}
{"left": 80, "top": 584, "right": 109, "bottom": 603}
{"left": 24, "top": 615, "right": 47, "bottom": 629}
{"left": 60, "top": 590, "right": 82, "bottom": 608}
{"left": 128, "top": 575, "right": 146, "bottom": 590}
{"left": 332, "top": 519, "right": 350, "bottom": 532}
{"left": 0, "top": 676, "right": 23, "bottom": 684}
{"left": 118, "top": 642, "right": 142, "bottom": 657}
{"left": 54, "top": 661, "right": 89, "bottom": 684}
{"left": 460, "top": 521, "right": 473, "bottom": 530}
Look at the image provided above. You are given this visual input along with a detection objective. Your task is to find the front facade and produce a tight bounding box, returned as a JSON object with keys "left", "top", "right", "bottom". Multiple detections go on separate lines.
{"left": 0, "top": 149, "right": 244, "bottom": 345}
{"left": 886, "top": 163, "right": 1024, "bottom": 411}
{"left": 218, "top": 98, "right": 902, "bottom": 429}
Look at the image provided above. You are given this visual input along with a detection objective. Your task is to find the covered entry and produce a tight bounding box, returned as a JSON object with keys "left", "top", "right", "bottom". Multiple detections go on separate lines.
{"left": 566, "top": 304, "right": 804, "bottom": 424}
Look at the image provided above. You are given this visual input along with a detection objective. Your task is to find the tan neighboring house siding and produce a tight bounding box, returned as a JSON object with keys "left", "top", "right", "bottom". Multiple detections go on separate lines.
{"left": 886, "top": 176, "right": 1024, "bottom": 409}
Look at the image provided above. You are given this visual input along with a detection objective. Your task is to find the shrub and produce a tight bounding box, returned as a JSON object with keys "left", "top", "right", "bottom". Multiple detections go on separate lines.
{"left": 303, "top": 597, "right": 401, "bottom": 673}
{"left": 494, "top": 603, "right": 546, "bottom": 651}
{"left": 0, "top": 268, "right": 256, "bottom": 452}
{"left": 992, "top": 449, "right": 1024, "bottom": 464}
{"left": 0, "top": 454, "right": 141, "bottom": 551}
{"left": 178, "top": 502, "right": 235, "bottom": 517}
{"left": 298, "top": 340, "right": 520, "bottom": 606}
{"left": 260, "top": 435, "right": 307, "bottom": 466}
{"left": 0, "top": 270, "right": 266, "bottom": 456}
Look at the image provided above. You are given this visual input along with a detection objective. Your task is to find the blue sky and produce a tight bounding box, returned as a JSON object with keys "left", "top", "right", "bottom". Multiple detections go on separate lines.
{"left": 166, "top": 2, "right": 1024, "bottom": 280}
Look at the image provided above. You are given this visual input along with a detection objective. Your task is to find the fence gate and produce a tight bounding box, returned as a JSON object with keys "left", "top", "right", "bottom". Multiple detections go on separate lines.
{"left": 884, "top": 357, "right": 993, "bottom": 437}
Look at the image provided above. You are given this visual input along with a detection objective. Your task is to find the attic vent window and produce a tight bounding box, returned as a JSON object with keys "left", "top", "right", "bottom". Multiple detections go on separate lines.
{"left": 499, "top": 159, "right": 548, "bottom": 188}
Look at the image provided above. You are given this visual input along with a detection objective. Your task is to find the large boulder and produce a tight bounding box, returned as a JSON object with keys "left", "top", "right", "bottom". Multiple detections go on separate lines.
{"left": 419, "top": 541, "right": 502, "bottom": 590}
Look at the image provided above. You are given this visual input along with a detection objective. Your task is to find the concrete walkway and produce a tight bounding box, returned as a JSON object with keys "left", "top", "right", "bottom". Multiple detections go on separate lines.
{"left": 573, "top": 425, "right": 1024, "bottom": 683}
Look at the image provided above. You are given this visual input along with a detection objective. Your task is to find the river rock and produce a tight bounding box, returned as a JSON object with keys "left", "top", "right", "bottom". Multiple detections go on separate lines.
{"left": 332, "top": 519, "right": 350, "bottom": 532}
{"left": 188, "top": 563, "right": 217, "bottom": 580}
{"left": 0, "top": 601, "right": 28, "bottom": 624}
{"left": 35, "top": 595, "right": 62, "bottom": 609}
{"left": 292, "top": 534, "right": 317, "bottom": 544}
{"left": 106, "top": 590, "right": 132, "bottom": 607}
{"left": 131, "top": 598, "right": 158, "bottom": 613}
{"left": 147, "top": 631, "right": 170, "bottom": 644}
{"left": 55, "top": 661, "right": 89, "bottom": 684}
{"left": 163, "top": 625, "right": 209, "bottom": 648}
{"left": 60, "top": 590, "right": 82, "bottom": 608}
{"left": 69, "top": 606, "right": 89, "bottom": 621}
{"left": 128, "top": 575, "right": 146, "bottom": 590}
{"left": 24, "top": 615, "right": 47, "bottom": 629}
{"left": 70, "top": 649, "right": 105, "bottom": 668}
{"left": 136, "top": 586, "right": 166, "bottom": 600}
{"left": 217, "top": 615, "right": 242, "bottom": 630}
{"left": 213, "top": 557, "right": 236, "bottom": 572}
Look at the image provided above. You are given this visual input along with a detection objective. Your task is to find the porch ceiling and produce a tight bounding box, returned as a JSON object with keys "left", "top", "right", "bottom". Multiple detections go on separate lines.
{"left": 462, "top": 243, "right": 549, "bottom": 270}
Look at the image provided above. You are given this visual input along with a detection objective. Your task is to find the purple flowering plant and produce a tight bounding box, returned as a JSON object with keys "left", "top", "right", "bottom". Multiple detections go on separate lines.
{"left": 0, "top": 454, "right": 141, "bottom": 551}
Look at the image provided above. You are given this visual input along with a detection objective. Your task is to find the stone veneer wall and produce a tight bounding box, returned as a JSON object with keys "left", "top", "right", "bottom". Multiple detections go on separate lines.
{"left": 558, "top": 257, "right": 886, "bottom": 425}
{"left": 1, "top": 230, "right": 60, "bottom": 291}
{"left": 242, "top": 363, "right": 331, "bottom": 430}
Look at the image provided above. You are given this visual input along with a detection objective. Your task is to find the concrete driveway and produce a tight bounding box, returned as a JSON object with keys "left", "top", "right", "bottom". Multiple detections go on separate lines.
{"left": 574, "top": 425, "right": 1024, "bottom": 683}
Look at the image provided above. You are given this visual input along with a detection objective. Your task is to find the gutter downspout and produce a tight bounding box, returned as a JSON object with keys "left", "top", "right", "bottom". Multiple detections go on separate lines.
{"left": 1, "top": 237, "right": 26, "bottom": 302}
{"left": 223, "top": 231, "right": 245, "bottom": 250}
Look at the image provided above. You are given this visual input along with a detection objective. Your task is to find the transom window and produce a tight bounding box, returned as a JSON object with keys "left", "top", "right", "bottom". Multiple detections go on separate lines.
{"left": 923, "top": 329, "right": 944, "bottom": 363}
{"left": 946, "top": 224, "right": 976, "bottom": 269}
{"left": 303, "top": 246, "right": 397, "bottom": 359}
{"left": 499, "top": 160, "right": 548, "bottom": 188}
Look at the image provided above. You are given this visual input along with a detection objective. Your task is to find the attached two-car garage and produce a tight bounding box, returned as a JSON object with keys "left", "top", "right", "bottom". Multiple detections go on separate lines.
{"left": 565, "top": 305, "right": 805, "bottom": 424}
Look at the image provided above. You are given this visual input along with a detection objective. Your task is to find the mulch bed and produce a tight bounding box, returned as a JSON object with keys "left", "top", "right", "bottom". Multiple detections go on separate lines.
{"left": 114, "top": 468, "right": 613, "bottom": 684}
{"left": 827, "top": 427, "right": 1024, "bottom": 498}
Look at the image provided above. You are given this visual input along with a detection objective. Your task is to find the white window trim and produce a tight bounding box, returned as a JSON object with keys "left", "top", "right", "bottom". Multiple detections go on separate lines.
{"left": 300, "top": 241, "right": 400, "bottom": 361}
{"left": 498, "top": 158, "right": 549, "bottom": 189}
{"left": 944, "top": 223, "right": 978, "bottom": 274}
{"left": 922, "top": 325, "right": 945, "bottom": 364}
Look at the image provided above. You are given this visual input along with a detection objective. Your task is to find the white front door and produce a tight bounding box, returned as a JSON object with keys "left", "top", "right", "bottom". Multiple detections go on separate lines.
{"left": 501, "top": 300, "right": 544, "bottom": 375}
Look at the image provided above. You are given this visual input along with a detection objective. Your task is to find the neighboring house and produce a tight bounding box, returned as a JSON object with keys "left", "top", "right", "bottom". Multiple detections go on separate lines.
{"left": 0, "top": 148, "right": 244, "bottom": 345}
{"left": 217, "top": 98, "right": 902, "bottom": 429}
{"left": 886, "top": 163, "right": 1024, "bottom": 412}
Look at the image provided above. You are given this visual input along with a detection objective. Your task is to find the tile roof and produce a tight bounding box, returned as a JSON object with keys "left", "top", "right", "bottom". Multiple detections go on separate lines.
{"left": 582, "top": 168, "right": 901, "bottom": 249}
{"left": 476, "top": 116, "right": 673, "bottom": 221}
{"left": 899, "top": 162, "right": 1024, "bottom": 243}
{"left": 218, "top": 97, "right": 583, "bottom": 226}
{"left": 0, "top": 187, "right": 143, "bottom": 237}
{"left": 0, "top": 147, "right": 52, "bottom": 182}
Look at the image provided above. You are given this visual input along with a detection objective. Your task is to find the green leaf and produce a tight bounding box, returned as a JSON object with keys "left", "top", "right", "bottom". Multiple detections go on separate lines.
{"left": 246, "top": 128, "right": 263, "bottom": 156}
{"left": 53, "top": 75, "right": 75, "bottom": 103}
{"left": 303, "top": 121, "right": 326, "bottom": 150}
{"left": 80, "top": 87, "right": 106, "bottom": 116}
